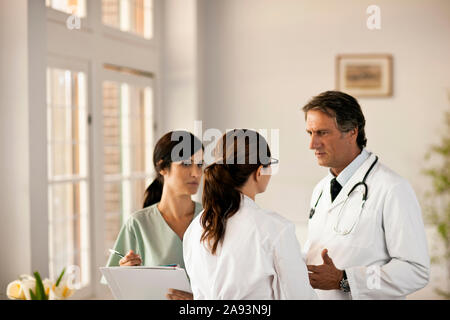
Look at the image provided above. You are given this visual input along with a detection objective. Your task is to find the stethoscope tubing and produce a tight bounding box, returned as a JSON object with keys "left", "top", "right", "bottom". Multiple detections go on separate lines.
{"left": 309, "top": 156, "right": 379, "bottom": 220}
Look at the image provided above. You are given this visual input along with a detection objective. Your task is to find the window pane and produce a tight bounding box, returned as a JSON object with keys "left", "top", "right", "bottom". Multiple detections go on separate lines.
{"left": 46, "top": 0, "right": 87, "bottom": 18}
{"left": 102, "top": 178, "right": 146, "bottom": 263}
{"left": 104, "top": 182, "right": 122, "bottom": 256}
{"left": 104, "top": 146, "right": 122, "bottom": 176}
{"left": 103, "top": 82, "right": 122, "bottom": 176}
{"left": 47, "top": 69, "right": 88, "bottom": 178}
{"left": 47, "top": 67, "right": 90, "bottom": 288}
{"left": 48, "top": 181, "right": 90, "bottom": 287}
{"left": 102, "top": 0, "right": 153, "bottom": 39}
{"left": 102, "top": 75, "right": 154, "bottom": 262}
{"left": 130, "top": 179, "right": 146, "bottom": 212}
{"left": 102, "top": 0, "right": 120, "bottom": 28}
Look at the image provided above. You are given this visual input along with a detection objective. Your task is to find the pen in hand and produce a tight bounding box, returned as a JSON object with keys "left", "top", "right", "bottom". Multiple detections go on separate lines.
{"left": 109, "top": 249, "right": 125, "bottom": 259}
{"left": 111, "top": 249, "right": 142, "bottom": 266}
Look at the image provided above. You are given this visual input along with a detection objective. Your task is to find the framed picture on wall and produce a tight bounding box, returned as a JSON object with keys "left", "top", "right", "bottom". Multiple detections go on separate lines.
{"left": 336, "top": 54, "right": 393, "bottom": 97}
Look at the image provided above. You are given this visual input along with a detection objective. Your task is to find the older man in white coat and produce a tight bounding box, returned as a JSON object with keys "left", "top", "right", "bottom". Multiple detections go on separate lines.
{"left": 302, "top": 91, "right": 430, "bottom": 299}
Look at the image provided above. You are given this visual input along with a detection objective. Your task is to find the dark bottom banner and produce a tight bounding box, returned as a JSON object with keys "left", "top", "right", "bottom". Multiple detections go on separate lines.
{"left": 1, "top": 300, "right": 448, "bottom": 319}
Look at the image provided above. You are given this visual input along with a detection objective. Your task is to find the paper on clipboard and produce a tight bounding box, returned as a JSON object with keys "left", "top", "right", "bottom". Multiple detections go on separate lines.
{"left": 100, "top": 266, "right": 191, "bottom": 300}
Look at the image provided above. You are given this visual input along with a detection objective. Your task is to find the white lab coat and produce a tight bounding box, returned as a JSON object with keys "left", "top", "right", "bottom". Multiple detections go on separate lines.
{"left": 304, "top": 152, "right": 430, "bottom": 299}
{"left": 183, "top": 194, "right": 317, "bottom": 300}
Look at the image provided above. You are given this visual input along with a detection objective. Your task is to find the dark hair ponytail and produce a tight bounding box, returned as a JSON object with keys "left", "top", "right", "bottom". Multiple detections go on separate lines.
{"left": 143, "top": 176, "right": 164, "bottom": 208}
{"left": 200, "top": 129, "right": 271, "bottom": 254}
{"left": 143, "top": 130, "right": 203, "bottom": 208}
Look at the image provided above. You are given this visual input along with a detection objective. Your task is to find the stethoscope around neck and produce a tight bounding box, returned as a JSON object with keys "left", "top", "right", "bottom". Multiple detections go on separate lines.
{"left": 309, "top": 156, "right": 379, "bottom": 235}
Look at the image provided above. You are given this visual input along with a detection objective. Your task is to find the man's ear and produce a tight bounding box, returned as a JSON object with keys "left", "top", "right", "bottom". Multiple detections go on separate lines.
{"left": 347, "top": 127, "right": 358, "bottom": 142}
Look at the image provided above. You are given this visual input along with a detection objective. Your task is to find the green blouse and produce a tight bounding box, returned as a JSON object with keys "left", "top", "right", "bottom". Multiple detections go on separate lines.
{"left": 105, "top": 201, "right": 203, "bottom": 269}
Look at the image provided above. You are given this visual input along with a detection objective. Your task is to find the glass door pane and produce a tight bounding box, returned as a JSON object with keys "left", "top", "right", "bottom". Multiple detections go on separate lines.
{"left": 102, "top": 79, "right": 154, "bottom": 263}
{"left": 102, "top": 0, "right": 153, "bottom": 39}
{"left": 46, "top": 0, "right": 87, "bottom": 17}
{"left": 47, "top": 67, "right": 90, "bottom": 288}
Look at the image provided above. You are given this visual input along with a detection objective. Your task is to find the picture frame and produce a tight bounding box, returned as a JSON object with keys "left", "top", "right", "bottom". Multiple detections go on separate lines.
{"left": 336, "top": 54, "right": 393, "bottom": 97}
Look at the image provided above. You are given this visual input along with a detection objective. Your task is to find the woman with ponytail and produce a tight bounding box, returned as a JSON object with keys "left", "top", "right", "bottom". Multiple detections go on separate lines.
{"left": 183, "top": 129, "right": 317, "bottom": 300}
{"left": 104, "top": 130, "right": 204, "bottom": 299}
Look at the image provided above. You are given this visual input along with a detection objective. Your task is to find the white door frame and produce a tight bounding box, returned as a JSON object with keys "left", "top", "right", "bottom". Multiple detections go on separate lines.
{"left": 45, "top": 0, "right": 162, "bottom": 299}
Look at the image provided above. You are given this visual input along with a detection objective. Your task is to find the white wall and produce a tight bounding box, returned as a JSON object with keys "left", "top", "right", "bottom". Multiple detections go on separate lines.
{"left": 0, "top": 1, "right": 31, "bottom": 300}
{"left": 193, "top": 0, "right": 450, "bottom": 299}
{"left": 0, "top": 0, "right": 47, "bottom": 299}
{"left": 161, "top": 0, "right": 200, "bottom": 133}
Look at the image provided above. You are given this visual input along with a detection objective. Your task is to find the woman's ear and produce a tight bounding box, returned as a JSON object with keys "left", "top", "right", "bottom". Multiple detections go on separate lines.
{"left": 159, "top": 166, "right": 169, "bottom": 177}
{"left": 157, "top": 160, "right": 168, "bottom": 177}
{"left": 254, "top": 165, "right": 263, "bottom": 182}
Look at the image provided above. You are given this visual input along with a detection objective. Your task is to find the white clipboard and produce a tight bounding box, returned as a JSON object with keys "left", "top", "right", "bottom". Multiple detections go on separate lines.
{"left": 100, "top": 266, "right": 191, "bottom": 300}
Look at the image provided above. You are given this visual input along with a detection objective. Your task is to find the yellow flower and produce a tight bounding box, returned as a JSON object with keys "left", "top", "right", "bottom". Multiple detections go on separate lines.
{"left": 6, "top": 280, "right": 26, "bottom": 300}
{"left": 21, "top": 278, "right": 37, "bottom": 300}
{"left": 49, "top": 280, "right": 75, "bottom": 300}
{"left": 6, "top": 276, "right": 38, "bottom": 300}
{"left": 43, "top": 278, "right": 54, "bottom": 297}
{"left": 6, "top": 271, "right": 77, "bottom": 300}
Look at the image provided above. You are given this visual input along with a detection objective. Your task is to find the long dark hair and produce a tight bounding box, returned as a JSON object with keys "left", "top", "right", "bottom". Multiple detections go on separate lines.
{"left": 143, "top": 130, "right": 203, "bottom": 208}
{"left": 200, "top": 129, "right": 271, "bottom": 254}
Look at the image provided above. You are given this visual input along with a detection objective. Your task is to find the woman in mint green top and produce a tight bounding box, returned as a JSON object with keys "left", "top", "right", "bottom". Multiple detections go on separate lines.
{"left": 106, "top": 201, "right": 203, "bottom": 269}
{"left": 104, "top": 131, "right": 204, "bottom": 299}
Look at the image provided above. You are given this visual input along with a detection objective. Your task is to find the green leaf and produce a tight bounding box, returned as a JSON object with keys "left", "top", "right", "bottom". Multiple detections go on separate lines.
{"left": 33, "top": 271, "right": 48, "bottom": 300}
{"left": 29, "top": 289, "right": 37, "bottom": 300}
{"left": 56, "top": 267, "right": 66, "bottom": 287}
{"left": 435, "top": 287, "right": 450, "bottom": 299}
{"left": 422, "top": 108, "right": 450, "bottom": 296}
{"left": 437, "top": 223, "right": 448, "bottom": 241}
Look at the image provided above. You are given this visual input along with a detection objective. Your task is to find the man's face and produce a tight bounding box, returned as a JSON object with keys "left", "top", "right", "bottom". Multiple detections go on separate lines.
{"left": 305, "top": 109, "right": 357, "bottom": 172}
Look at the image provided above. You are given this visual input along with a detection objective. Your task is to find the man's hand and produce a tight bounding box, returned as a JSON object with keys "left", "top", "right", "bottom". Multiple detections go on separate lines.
{"left": 166, "top": 289, "right": 193, "bottom": 300}
{"left": 307, "top": 248, "right": 344, "bottom": 290}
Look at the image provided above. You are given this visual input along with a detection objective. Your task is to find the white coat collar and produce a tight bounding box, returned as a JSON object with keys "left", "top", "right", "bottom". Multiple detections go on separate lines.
{"left": 330, "top": 148, "right": 370, "bottom": 187}
{"left": 241, "top": 193, "right": 259, "bottom": 209}
{"left": 327, "top": 151, "right": 378, "bottom": 212}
